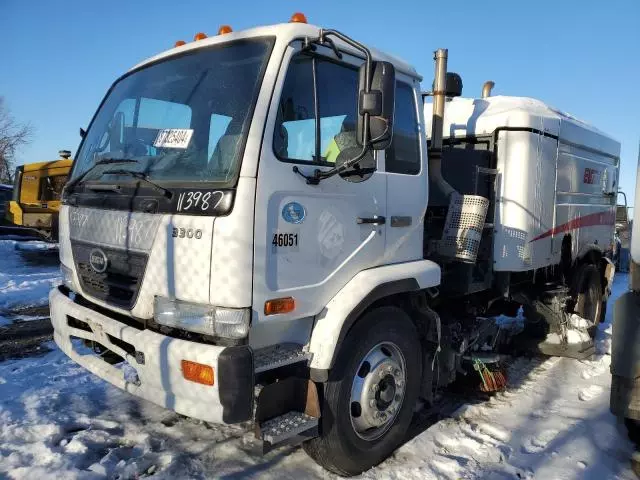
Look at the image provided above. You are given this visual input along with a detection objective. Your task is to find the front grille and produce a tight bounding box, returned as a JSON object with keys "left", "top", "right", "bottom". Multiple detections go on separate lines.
{"left": 71, "top": 242, "right": 147, "bottom": 309}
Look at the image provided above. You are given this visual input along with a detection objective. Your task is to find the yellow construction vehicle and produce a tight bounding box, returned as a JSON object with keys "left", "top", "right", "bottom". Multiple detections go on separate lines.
{"left": 4, "top": 150, "right": 73, "bottom": 240}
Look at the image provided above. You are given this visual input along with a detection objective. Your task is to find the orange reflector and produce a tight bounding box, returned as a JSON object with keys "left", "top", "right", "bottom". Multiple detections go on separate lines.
{"left": 174, "top": 40, "right": 186, "bottom": 47}
{"left": 181, "top": 360, "right": 214, "bottom": 386}
{"left": 264, "top": 297, "right": 295, "bottom": 315}
{"left": 218, "top": 25, "right": 233, "bottom": 35}
{"left": 290, "top": 12, "right": 308, "bottom": 23}
{"left": 194, "top": 32, "right": 208, "bottom": 41}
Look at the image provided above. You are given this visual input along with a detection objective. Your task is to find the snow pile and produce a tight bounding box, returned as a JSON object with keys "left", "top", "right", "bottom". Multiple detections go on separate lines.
{"left": 0, "top": 343, "right": 326, "bottom": 479}
{"left": 569, "top": 313, "right": 591, "bottom": 329}
{"left": 545, "top": 329, "right": 591, "bottom": 345}
{"left": 544, "top": 313, "right": 594, "bottom": 345}
{"left": 0, "top": 239, "right": 60, "bottom": 320}
{"left": 13, "top": 242, "right": 59, "bottom": 253}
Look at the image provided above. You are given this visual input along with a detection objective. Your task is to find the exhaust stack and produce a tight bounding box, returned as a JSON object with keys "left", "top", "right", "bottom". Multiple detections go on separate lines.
{"left": 429, "top": 49, "right": 455, "bottom": 199}
{"left": 482, "top": 81, "right": 495, "bottom": 98}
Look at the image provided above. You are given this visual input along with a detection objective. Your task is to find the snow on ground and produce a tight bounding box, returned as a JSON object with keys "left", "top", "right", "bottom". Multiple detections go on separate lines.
{"left": 0, "top": 249, "right": 636, "bottom": 478}
{"left": 0, "top": 239, "right": 60, "bottom": 325}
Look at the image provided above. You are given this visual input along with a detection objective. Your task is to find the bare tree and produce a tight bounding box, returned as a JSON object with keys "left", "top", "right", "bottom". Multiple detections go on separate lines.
{"left": 0, "top": 97, "right": 32, "bottom": 184}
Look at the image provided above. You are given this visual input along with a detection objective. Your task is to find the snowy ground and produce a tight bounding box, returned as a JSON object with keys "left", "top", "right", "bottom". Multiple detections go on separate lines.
{"left": 0, "top": 239, "right": 60, "bottom": 326}
{"left": 0, "top": 243, "right": 636, "bottom": 478}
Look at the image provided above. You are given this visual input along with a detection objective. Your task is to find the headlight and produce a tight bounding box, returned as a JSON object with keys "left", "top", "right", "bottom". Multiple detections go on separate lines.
{"left": 153, "top": 297, "right": 250, "bottom": 339}
{"left": 60, "top": 263, "right": 77, "bottom": 292}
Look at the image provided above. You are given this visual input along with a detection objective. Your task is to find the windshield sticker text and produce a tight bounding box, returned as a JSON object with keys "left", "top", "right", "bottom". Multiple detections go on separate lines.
{"left": 153, "top": 129, "right": 194, "bottom": 149}
{"left": 177, "top": 191, "right": 224, "bottom": 212}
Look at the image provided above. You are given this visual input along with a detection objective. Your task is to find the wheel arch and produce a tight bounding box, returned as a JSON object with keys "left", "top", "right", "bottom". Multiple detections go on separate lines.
{"left": 308, "top": 260, "right": 440, "bottom": 381}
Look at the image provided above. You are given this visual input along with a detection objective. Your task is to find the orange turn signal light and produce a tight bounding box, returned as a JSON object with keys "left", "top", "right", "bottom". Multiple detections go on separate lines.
{"left": 194, "top": 32, "right": 208, "bottom": 41}
{"left": 218, "top": 25, "right": 233, "bottom": 35}
{"left": 181, "top": 360, "right": 214, "bottom": 386}
{"left": 290, "top": 12, "right": 308, "bottom": 23}
{"left": 174, "top": 40, "right": 186, "bottom": 47}
{"left": 264, "top": 297, "right": 296, "bottom": 316}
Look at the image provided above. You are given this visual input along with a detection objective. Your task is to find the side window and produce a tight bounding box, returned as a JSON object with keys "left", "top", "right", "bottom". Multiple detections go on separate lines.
{"left": 40, "top": 175, "right": 68, "bottom": 201}
{"left": 387, "top": 83, "right": 420, "bottom": 175}
{"left": 274, "top": 54, "right": 359, "bottom": 164}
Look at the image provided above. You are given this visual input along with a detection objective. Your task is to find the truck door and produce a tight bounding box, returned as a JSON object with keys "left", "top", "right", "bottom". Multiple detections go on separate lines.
{"left": 383, "top": 80, "right": 428, "bottom": 264}
{"left": 252, "top": 45, "right": 386, "bottom": 346}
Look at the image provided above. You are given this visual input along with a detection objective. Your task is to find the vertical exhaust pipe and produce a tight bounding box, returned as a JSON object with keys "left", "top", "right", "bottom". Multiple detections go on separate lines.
{"left": 482, "top": 81, "right": 495, "bottom": 98}
{"left": 429, "top": 48, "right": 455, "bottom": 199}
{"left": 430, "top": 49, "right": 447, "bottom": 153}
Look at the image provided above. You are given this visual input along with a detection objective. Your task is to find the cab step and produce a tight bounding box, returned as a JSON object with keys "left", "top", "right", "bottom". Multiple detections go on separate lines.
{"left": 254, "top": 343, "right": 311, "bottom": 373}
{"left": 259, "top": 411, "right": 319, "bottom": 453}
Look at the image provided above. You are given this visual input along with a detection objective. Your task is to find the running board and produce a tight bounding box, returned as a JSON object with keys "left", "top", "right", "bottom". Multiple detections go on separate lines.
{"left": 258, "top": 411, "right": 319, "bottom": 453}
{"left": 254, "top": 343, "right": 311, "bottom": 373}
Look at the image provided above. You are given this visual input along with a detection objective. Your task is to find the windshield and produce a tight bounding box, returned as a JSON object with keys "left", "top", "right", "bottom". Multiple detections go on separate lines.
{"left": 72, "top": 38, "right": 274, "bottom": 186}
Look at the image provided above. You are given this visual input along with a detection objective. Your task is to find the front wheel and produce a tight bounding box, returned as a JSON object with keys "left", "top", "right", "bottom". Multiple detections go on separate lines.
{"left": 303, "top": 306, "right": 422, "bottom": 476}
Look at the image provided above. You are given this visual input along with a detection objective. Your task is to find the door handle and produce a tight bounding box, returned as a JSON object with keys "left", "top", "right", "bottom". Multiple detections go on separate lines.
{"left": 357, "top": 216, "right": 386, "bottom": 225}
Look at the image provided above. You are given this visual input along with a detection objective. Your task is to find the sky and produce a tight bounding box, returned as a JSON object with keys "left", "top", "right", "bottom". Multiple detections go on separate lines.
{"left": 1, "top": 0, "right": 639, "bottom": 202}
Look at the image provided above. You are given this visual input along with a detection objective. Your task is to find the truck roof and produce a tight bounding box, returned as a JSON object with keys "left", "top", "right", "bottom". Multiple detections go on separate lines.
{"left": 425, "top": 95, "right": 620, "bottom": 158}
{"left": 21, "top": 159, "right": 73, "bottom": 172}
{"left": 131, "top": 22, "right": 420, "bottom": 79}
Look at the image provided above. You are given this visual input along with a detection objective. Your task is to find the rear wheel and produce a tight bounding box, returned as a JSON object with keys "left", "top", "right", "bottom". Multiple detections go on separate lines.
{"left": 572, "top": 264, "right": 604, "bottom": 336}
{"left": 303, "top": 306, "right": 422, "bottom": 476}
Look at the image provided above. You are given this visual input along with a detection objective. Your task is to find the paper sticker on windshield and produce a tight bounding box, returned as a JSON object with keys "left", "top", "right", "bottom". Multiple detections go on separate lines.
{"left": 153, "top": 128, "right": 193, "bottom": 149}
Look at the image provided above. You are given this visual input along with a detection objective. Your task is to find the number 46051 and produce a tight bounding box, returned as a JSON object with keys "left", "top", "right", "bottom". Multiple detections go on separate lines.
{"left": 272, "top": 233, "right": 298, "bottom": 247}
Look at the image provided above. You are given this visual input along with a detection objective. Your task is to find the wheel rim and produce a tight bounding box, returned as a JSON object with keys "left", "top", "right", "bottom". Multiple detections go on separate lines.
{"left": 350, "top": 341, "right": 406, "bottom": 441}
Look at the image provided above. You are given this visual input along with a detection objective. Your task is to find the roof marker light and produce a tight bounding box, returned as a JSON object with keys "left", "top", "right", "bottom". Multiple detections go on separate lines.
{"left": 174, "top": 40, "right": 186, "bottom": 47}
{"left": 194, "top": 32, "right": 207, "bottom": 41}
{"left": 218, "top": 25, "right": 233, "bottom": 35}
{"left": 290, "top": 12, "right": 308, "bottom": 23}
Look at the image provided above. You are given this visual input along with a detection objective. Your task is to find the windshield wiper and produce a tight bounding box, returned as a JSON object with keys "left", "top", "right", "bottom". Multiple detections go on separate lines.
{"left": 102, "top": 169, "right": 173, "bottom": 199}
{"left": 65, "top": 158, "right": 138, "bottom": 194}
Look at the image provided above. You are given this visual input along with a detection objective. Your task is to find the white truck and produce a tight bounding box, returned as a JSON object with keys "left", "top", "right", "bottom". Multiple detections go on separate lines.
{"left": 611, "top": 145, "right": 639, "bottom": 442}
{"left": 51, "top": 15, "right": 620, "bottom": 475}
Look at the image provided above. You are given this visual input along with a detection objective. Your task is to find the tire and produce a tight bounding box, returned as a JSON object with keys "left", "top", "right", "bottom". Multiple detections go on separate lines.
{"left": 572, "top": 264, "right": 604, "bottom": 334}
{"left": 626, "top": 418, "right": 640, "bottom": 445}
{"left": 303, "top": 306, "right": 422, "bottom": 476}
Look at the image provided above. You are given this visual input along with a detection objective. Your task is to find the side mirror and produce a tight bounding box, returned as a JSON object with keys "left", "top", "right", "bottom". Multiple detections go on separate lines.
{"left": 357, "top": 61, "right": 395, "bottom": 150}
{"left": 79, "top": 127, "right": 87, "bottom": 138}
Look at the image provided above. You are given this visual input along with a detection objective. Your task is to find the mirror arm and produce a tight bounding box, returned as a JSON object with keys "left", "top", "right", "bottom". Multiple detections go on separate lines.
{"left": 295, "top": 29, "right": 375, "bottom": 184}
{"left": 315, "top": 118, "right": 371, "bottom": 181}
{"left": 318, "top": 29, "right": 372, "bottom": 94}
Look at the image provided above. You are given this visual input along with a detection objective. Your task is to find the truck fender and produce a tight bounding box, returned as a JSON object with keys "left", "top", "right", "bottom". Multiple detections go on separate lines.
{"left": 575, "top": 243, "right": 603, "bottom": 264}
{"left": 307, "top": 260, "right": 441, "bottom": 379}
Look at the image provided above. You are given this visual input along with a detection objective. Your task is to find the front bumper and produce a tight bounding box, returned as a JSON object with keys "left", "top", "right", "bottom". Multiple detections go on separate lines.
{"left": 50, "top": 287, "right": 253, "bottom": 424}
